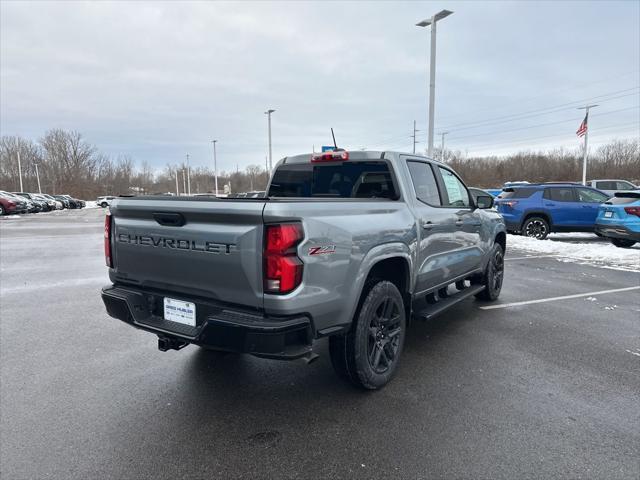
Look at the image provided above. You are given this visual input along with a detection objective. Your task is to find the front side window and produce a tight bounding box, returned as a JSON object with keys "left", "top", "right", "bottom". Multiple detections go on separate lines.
{"left": 576, "top": 188, "right": 609, "bottom": 203}
{"left": 616, "top": 181, "right": 635, "bottom": 190}
{"left": 407, "top": 161, "right": 441, "bottom": 206}
{"left": 438, "top": 167, "right": 470, "bottom": 207}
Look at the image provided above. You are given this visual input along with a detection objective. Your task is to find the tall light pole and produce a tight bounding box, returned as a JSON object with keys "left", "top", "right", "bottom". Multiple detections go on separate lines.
{"left": 578, "top": 104, "right": 598, "bottom": 185}
{"left": 34, "top": 161, "right": 42, "bottom": 193}
{"left": 440, "top": 131, "right": 449, "bottom": 160}
{"left": 265, "top": 109, "right": 275, "bottom": 171}
{"left": 416, "top": 9, "right": 453, "bottom": 158}
{"left": 17, "top": 150, "right": 24, "bottom": 192}
{"left": 212, "top": 140, "right": 218, "bottom": 195}
{"left": 185, "top": 154, "right": 191, "bottom": 195}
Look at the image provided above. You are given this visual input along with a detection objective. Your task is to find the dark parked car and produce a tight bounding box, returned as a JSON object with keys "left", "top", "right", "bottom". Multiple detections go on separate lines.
{"left": 494, "top": 183, "right": 610, "bottom": 239}
{"left": 0, "top": 192, "right": 29, "bottom": 215}
{"left": 13, "top": 192, "right": 51, "bottom": 211}
{"left": 53, "top": 195, "right": 71, "bottom": 209}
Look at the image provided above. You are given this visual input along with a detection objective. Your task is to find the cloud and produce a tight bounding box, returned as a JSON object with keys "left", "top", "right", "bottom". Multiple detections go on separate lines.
{"left": 1, "top": 1, "right": 638, "bottom": 171}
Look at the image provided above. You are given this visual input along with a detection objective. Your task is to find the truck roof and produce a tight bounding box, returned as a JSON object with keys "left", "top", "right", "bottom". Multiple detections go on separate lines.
{"left": 281, "top": 150, "right": 445, "bottom": 166}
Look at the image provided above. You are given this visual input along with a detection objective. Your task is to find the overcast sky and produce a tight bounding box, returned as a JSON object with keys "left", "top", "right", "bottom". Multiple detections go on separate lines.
{"left": 1, "top": 1, "right": 639, "bottom": 173}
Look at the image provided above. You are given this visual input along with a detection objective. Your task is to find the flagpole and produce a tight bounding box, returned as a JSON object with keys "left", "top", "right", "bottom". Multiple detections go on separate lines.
{"left": 578, "top": 104, "right": 598, "bottom": 186}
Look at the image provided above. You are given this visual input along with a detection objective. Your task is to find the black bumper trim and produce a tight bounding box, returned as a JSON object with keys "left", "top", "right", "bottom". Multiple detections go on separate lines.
{"left": 101, "top": 285, "right": 314, "bottom": 360}
{"left": 595, "top": 225, "right": 640, "bottom": 242}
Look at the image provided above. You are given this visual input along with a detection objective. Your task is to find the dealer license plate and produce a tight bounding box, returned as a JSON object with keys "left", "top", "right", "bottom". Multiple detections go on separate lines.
{"left": 604, "top": 211, "right": 613, "bottom": 218}
{"left": 163, "top": 297, "right": 196, "bottom": 326}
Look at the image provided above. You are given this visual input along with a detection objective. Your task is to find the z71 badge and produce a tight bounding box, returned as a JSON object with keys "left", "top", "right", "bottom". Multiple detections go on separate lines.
{"left": 308, "top": 245, "right": 336, "bottom": 255}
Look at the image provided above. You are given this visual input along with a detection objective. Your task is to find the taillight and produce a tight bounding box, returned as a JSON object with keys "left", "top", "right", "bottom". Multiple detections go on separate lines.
{"left": 504, "top": 200, "right": 519, "bottom": 208}
{"left": 624, "top": 206, "right": 640, "bottom": 217}
{"left": 311, "top": 150, "right": 349, "bottom": 162}
{"left": 264, "top": 223, "right": 304, "bottom": 294}
{"left": 104, "top": 211, "right": 113, "bottom": 268}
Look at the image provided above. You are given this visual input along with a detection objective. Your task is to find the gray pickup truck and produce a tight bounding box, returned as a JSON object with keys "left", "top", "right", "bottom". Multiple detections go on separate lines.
{"left": 102, "top": 150, "right": 506, "bottom": 389}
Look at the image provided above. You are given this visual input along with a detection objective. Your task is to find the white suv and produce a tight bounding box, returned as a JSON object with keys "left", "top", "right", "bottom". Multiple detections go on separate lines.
{"left": 96, "top": 196, "right": 116, "bottom": 208}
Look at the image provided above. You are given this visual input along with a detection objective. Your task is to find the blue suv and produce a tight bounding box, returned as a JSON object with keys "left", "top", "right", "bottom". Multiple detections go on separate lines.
{"left": 494, "top": 183, "right": 609, "bottom": 239}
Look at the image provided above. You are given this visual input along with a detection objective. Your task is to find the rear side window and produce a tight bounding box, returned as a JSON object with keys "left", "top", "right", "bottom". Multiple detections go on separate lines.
{"left": 268, "top": 161, "right": 397, "bottom": 199}
{"left": 499, "top": 187, "right": 538, "bottom": 199}
{"left": 596, "top": 181, "right": 616, "bottom": 190}
{"left": 407, "top": 161, "right": 441, "bottom": 206}
{"left": 545, "top": 187, "right": 575, "bottom": 202}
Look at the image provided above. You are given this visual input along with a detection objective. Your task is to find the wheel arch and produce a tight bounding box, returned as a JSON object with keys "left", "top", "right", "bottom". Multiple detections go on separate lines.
{"left": 349, "top": 244, "right": 413, "bottom": 327}
{"left": 520, "top": 210, "right": 552, "bottom": 230}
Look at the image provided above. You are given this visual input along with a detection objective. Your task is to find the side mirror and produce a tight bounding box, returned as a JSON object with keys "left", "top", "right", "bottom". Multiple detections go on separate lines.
{"left": 476, "top": 195, "right": 494, "bottom": 209}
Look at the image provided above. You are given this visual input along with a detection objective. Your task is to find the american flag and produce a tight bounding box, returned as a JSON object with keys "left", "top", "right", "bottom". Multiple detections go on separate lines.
{"left": 576, "top": 112, "right": 588, "bottom": 137}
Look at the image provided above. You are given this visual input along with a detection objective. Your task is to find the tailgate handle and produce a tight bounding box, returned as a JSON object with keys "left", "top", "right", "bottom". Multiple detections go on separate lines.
{"left": 153, "top": 212, "right": 185, "bottom": 227}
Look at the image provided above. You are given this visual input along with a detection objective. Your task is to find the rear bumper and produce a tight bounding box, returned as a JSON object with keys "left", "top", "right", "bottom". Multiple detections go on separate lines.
{"left": 594, "top": 224, "right": 640, "bottom": 241}
{"left": 101, "top": 285, "right": 314, "bottom": 360}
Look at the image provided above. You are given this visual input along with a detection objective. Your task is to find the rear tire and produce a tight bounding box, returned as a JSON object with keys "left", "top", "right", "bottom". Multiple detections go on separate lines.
{"left": 101, "top": 202, "right": 108, "bottom": 207}
{"left": 0, "top": 205, "right": 4, "bottom": 216}
{"left": 329, "top": 280, "right": 406, "bottom": 390}
{"left": 611, "top": 238, "right": 636, "bottom": 248}
{"left": 522, "top": 216, "right": 549, "bottom": 240}
{"left": 475, "top": 243, "right": 504, "bottom": 301}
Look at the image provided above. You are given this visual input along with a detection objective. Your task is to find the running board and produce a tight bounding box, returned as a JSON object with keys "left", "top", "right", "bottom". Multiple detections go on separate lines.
{"left": 416, "top": 284, "right": 485, "bottom": 321}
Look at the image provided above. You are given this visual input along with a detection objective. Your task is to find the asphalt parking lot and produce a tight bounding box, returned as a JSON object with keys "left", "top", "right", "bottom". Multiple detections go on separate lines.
{"left": 1, "top": 208, "right": 639, "bottom": 479}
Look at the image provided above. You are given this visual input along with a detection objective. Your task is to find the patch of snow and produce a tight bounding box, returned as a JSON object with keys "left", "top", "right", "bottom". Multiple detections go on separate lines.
{"left": 585, "top": 297, "right": 597, "bottom": 302}
{"left": 507, "top": 233, "right": 640, "bottom": 272}
{"left": 0, "top": 215, "right": 21, "bottom": 220}
{"left": 625, "top": 349, "right": 640, "bottom": 357}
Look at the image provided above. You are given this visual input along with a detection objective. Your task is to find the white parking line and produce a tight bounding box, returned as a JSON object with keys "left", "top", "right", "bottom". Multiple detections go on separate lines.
{"left": 505, "top": 255, "right": 558, "bottom": 261}
{"left": 479, "top": 286, "right": 640, "bottom": 310}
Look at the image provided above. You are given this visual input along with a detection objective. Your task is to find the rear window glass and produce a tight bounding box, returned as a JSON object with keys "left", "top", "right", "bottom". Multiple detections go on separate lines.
{"left": 499, "top": 187, "right": 538, "bottom": 199}
{"left": 606, "top": 195, "right": 640, "bottom": 205}
{"left": 268, "top": 161, "right": 397, "bottom": 199}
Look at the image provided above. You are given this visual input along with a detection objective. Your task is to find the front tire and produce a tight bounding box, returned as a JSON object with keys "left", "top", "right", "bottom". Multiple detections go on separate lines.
{"left": 0, "top": 205, "right": 5, "bottom": 216}
{"left": 329, "top": 280, "right": 406, "bottom": 390}
{"left": 101, "top": 202, "right": 108, "bottom": 208}
{"left": 522, "top": 216, "right": 549, "bottom": 240}
{"left": 475, "top": 243, "right": 504, "bottom": 301}
{"left": 611, "top": 238, "right": 636, "bottom": 248}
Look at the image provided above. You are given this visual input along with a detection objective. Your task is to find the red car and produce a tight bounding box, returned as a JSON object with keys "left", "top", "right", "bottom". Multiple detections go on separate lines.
{"left": 0, "top": 192, "right": 28, "bottom": 215}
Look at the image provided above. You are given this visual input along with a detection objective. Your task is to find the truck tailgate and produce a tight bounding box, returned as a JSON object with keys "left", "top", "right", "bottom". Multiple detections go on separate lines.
{"left": 109, "top": 198, "right": 265, "bottom": 308}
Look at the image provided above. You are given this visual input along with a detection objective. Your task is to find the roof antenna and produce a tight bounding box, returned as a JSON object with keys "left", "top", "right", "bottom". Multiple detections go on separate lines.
{"left": 331, "top": 128, "right": 344, "bottom": 151}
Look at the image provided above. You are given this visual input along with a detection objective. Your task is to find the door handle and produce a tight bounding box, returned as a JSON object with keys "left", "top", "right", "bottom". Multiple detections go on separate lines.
{"left": 421, "top": 221, "right": 435, "bottom": 230}
{"left": 545, "top": 203, "right": 556, "bottom": 206}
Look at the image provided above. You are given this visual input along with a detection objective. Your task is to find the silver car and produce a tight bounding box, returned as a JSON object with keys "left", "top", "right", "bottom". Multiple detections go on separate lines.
{"left": 587, "top": 179, "right": 638, "bottom": 197}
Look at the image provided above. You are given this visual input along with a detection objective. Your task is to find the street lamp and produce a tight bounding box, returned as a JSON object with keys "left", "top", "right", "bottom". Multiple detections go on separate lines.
{"left": 265, "top": 109, "right": 275, "bottom": 171}
{"left": 416, "top": 9, "right": 453, "bottom": 158}
{"left": 212, "top": 140, "right": 218, "bottom": 195}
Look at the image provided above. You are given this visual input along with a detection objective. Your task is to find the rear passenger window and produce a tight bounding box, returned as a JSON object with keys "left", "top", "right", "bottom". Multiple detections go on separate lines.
{"left": 546, "top": 188, "right": 575, "bottom": 202}
{"left": 499, "top": 187, "right": 537, "bottom": 199}
{"left": 438, "top": 167, "right": 470, "bottom": 208}
{"left": 407, "top": 161, "right": 441, "bottom": 205}
{"left": 596, "top": 181, "right": 616, "bottom": 190}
